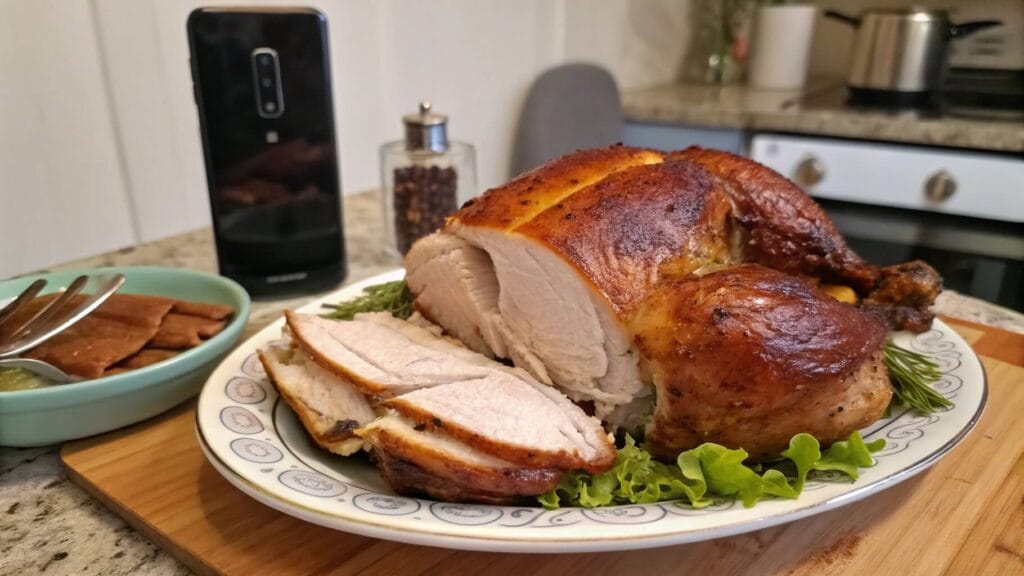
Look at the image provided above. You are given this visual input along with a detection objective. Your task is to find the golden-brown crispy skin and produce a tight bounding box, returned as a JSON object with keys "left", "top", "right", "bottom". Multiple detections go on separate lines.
{"left": 384, "top": 398, "right": 614, "bottom": 473}
{"left": 863, "top": 260, "right": 942, "bottom": 332}
{"left": 633, "top": 264, "right": 890, "bottom": 460}
{"left": 452, "top": 145, "right": 663, "bottom": 231}
{"left": 359, "top": 424, "right": 560, "bottom": 504}
{"left": 671, "top": 147, "right": 880, "bottom": 293}
{"left": 369, "top": 453, "right": 556, "bottom": 505}
{"left": 515, "top": 159, "right": 735, "bottom": 315}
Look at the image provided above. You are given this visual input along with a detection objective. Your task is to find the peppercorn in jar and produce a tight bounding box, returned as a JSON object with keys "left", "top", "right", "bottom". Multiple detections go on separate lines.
{"left": 380, "top": 101, "right": 477, "bottom": 257}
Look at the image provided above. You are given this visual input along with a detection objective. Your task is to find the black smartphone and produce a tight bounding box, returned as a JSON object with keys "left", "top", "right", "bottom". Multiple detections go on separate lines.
{"left": 187, "top": 7, "right": 346, "bottom": 297}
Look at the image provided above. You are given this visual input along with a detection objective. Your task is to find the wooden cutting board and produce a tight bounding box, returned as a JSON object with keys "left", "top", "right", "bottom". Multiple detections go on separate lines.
{"left": 62, "top": 318, "right": 1024, "bottom": 576}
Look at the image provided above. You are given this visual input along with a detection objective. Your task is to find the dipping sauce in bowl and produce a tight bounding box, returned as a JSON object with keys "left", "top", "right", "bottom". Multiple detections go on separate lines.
{"left": 0, "top": 368, "right": 51, "bottom": 392}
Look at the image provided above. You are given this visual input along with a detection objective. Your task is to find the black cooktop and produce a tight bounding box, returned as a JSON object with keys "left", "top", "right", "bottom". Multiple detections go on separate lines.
{"left": 793, "top": 71, "right": 1024, "bottom": 123}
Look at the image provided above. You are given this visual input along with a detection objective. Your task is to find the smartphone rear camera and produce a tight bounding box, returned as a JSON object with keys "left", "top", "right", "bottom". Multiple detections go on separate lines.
{"left": 252, "top": 47, "right": 284, "bottom": 119}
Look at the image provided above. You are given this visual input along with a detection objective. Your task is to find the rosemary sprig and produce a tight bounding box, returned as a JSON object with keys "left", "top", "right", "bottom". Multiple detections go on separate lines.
{"left": 321, "top": 280, "right": 413, "bottom": 321}
{"left": 883, "top": 340, "right": 951, "bottom": 415}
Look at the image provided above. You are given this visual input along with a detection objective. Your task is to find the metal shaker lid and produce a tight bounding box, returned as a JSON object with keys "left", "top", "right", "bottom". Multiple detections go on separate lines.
{"left": 403, "top": 101, "right": 448, "bottom": 152}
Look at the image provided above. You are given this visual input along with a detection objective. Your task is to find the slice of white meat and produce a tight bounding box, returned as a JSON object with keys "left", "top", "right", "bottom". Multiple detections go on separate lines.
{"left": 452, "top": 226, "right": 644, "bottom": 416}
{"left": 356, "top": 413, "right": 561, "bottom": 503}
{"left": 405, "top": 233, "right": 507, "bottom": 357}
{"left": 258, "top": 345, "right": 375, "bottom": 455}
{"left": 283, "top": 310, "right": 615, "bottom": 473}
{"left": 285, "top": 311, "right": 493, "bottom": 397}
{"left": 386, "top": 368, "right": 615, "bottom": 473}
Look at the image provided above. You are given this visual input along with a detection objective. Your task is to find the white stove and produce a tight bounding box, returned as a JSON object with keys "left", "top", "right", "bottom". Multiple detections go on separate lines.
{"left": 751, "top": 133, "right": 1024, "bottom": 310}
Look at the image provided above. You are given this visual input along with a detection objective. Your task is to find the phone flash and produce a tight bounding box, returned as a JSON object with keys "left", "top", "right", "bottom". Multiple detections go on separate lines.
{"left": 266, "top": 130, "right": 279, "bottom": 143}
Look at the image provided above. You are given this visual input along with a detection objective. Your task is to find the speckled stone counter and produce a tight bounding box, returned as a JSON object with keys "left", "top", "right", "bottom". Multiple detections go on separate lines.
{"left": 1, "top": 191, "right": 1022, "bottom": 576}
{"left": 623, "top": 78, "right": 1024, "bottom": 153}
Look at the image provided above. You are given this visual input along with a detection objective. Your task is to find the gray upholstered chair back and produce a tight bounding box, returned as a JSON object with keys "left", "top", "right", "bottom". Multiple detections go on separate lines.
{"left": 510, "top": 63, "right": 623, "bottom": 177}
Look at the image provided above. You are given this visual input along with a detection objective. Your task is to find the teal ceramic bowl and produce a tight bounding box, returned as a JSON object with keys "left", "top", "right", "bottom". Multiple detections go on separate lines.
{"left": 0, "top": 266, "right": 250, "bottom": 447}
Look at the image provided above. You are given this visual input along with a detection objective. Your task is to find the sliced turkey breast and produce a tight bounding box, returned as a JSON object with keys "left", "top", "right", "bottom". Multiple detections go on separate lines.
{"left": 386, "top": 368, "right": 616, "bottom": 472}
{"left": 284, "top": 311, "right": 493, "bottom": 398}
{"left": 284, "top": 309, "right": 610, "bottom": 471}
{"left": 440, "top": 156, "right": 735, "bottom": 416}
{"left": 258, "top": 345, "right": 375, "bottom": 455}
{"left": 284, "top": 309, "right": 615, "bottom": 473}
{"left": 357, "top": 413, "right": 560, "bottom": 504}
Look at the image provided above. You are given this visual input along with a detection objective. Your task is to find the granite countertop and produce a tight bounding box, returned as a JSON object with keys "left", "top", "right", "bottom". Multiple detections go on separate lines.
{"left": 623, "top": 77, "right": 1024, "bottom": 153}
{"left": 0, "top": 192, "right": 395, "bottom": 576}
{"left": 2, "top": 191, "right": 1023, "bottom": 575}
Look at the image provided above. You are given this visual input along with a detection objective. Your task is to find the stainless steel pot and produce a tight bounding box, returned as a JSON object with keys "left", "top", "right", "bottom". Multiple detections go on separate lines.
{"left": 826, "top": 8, "right": 1000, "bottom": 104}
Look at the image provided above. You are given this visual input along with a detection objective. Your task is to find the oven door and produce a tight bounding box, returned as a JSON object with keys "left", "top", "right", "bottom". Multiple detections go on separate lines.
{"left": 750, "top": 133, "right": 1024, "bottom": 311}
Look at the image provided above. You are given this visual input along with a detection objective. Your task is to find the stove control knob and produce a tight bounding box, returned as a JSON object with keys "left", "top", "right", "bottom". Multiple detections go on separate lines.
{"left": 925, "top": 170, "right": 957, "bottom": 203}
{"left": 794, "top": 156, "right": 825, "bottom": 188}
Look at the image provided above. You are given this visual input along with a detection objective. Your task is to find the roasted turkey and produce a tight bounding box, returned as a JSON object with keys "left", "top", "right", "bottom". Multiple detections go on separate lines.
{"left": 263, "top": 146, "right": 940, "bottom": 504}
{"left": 407, "top": 145, "right": 938, "bottom": 453}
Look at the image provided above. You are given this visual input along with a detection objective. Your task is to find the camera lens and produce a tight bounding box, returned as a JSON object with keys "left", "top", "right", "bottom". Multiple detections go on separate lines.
{"left": 252, "top": 48, "right": 283, "bottom": 118}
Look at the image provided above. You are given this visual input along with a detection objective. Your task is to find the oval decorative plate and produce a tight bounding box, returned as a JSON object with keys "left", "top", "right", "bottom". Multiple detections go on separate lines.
{"left": 196, "top": 270, "right": 986, "bottom": 552}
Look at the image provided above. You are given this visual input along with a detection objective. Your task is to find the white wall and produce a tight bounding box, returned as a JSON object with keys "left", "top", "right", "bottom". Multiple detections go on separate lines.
{"left": 0, "top": 0, "right": 136, "bottom": 277}
{"left": 1, "top": 0, "right": 689, "bottom": 277}
{"left": 564, "top": 0, "right": 692, "bottom": 90}
{"left": 91, "top": 0, "right": 566, "bottom": 244}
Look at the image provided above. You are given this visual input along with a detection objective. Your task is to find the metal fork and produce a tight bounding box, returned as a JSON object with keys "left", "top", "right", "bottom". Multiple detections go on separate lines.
{"left": 0, "top": 273, "right": 126, "bottom": 359}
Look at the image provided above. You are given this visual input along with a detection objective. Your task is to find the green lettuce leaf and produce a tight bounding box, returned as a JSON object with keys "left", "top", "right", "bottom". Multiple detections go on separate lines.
{"left": 761, "top": 468, "right": 798, "bottom": 500}
{"left": 539, "top": 429, "right": 885, "bottom": 510}
{"left": 814, "top": 432, "right": 886, "bottom": 480}
{"left": 780, "top": 433, "right": 821, "bottom": 493}
{"left": 686, "top": 444, "right": 765, "bottom": 507}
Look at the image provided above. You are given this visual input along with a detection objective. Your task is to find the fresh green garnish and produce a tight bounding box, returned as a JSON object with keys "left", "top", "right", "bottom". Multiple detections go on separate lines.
{"left": 323, "top": 281, "right": 413, "bottom": 321}
{"left": 883, "top": 340, "right": 950, "bottom": 415}
{"left": 539, "top": 431, "right": 885, "bottom": 510}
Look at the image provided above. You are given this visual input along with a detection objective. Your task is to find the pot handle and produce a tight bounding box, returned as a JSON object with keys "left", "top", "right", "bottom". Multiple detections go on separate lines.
{"left": 824, "top": 10, "right": 859, "bottom": 27}
{"left": 950, "top": 20, "right": 1001, "bottom": 39}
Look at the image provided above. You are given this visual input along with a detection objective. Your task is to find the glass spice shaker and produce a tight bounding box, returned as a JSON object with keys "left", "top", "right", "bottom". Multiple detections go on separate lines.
{"left": 380, "top": 101, "right": 477, "bottom": 258}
